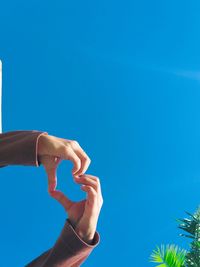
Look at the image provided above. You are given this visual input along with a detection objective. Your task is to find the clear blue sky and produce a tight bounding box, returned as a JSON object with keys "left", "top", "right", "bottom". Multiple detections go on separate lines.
{"left": 0, "top": 0, "right": 200, "bottom": 266}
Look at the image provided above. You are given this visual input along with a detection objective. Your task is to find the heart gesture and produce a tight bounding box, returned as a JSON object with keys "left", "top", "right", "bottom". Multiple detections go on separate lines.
{"left": 38, "top": 135, "right": 103, "bottom": 244}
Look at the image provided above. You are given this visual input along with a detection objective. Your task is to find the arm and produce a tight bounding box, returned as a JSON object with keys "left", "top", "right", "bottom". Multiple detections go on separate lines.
{"left": 25, "top": 169, "right": 103, "bottom": 267}
{"left": 25, "top": 218, "right": 100, "bottom": 267}
{"left": 0, "top": 131, "right": 102, "bottom": 266}
{"left": 0, "top": 130, "right": 48, "bottom": 167}
{"left": 0, "top": 131, "right": 91, "bottom": 193}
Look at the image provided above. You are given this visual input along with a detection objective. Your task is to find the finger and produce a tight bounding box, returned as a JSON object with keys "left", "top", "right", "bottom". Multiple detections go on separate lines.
{"left": 71, "top": 143, "right": 91, "bottom": 176}
{"left": 56, "top": 139, "right": 90, "bottom": 175}
{"left": 81, "top": 185, "right": 97, "bottom": 203}
{"left": 80, "top": 174, "right": 100, "bottom": 182}
{"left": 40, "top": 155, "right": 62, "bottom": 192}
{"left": 76, "top": 174, "right": 102, "bottom": 192}
{"left": 46, "top": 167, "right": 57, "bottom": 192}
{"left": 79, "top": 175, "right": 103, "bottom": 203}
{"left": 63, "top": 146, "right": 81, "bottom": 175}
{"left": 50, "top": 190, "right": 73, "bottom": 211}
{"left": 74, "top": 175, "right": 98, "bottom": 193}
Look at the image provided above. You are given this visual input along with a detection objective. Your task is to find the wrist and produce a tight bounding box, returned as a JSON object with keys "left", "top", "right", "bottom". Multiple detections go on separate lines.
{"left": 37, "top": 134, "right": 48, "bottom": 156}
{"left": 75, "top": 227, "right": 95, "bottom": 245}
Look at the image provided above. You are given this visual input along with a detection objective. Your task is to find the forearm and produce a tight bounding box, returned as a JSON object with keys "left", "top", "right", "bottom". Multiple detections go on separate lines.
{"left": 25, "top": 219, "right": 100, "bottom": 267}
{"left": 0, "top": 130, "right": 48, "bottom": 167}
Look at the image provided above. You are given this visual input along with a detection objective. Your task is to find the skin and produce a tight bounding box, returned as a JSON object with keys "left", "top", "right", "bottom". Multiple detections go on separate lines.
{"left": 37, "top": 134, "right": 91, "bottom": 192}
{"left": 51, "top": 173, "right": 103, "bottom": 244}
{"left": 37, "top": 135, "right": 103, "bottom": 244}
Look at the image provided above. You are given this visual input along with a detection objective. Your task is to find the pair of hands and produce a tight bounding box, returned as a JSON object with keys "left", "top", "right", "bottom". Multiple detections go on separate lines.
{"left": 37, "top": 134, "right": 103, "bottom": 244}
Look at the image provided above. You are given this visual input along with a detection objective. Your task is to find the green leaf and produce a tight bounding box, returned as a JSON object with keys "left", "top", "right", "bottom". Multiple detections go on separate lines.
{"left": 150, "top": 244, "right": 186, "bottom": 267}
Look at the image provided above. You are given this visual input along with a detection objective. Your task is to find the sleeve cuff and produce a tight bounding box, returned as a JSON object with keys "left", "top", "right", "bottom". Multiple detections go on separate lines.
{"left": 59, "top": 218, "right": 100, "bottom": 254}
{"left": 0, "top": 130, "right": 48, "bottom": 167}
{"left": 35, "top": 132, "right": 48, "bottom": 167}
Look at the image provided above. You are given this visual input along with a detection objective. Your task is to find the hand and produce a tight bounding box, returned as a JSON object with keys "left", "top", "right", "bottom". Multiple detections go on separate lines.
{"left": 50, "top": 174, "right": 103, "bottom": 244}
{"left": 37, "top": 134, "right": 91, "bottom": 192}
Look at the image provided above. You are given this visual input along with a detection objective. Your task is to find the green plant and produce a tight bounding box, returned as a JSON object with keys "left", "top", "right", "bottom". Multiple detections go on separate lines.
{"left": 150, "top": 244, "right": 186, "bottom": 267}
{"left": 150, "top": 206, "right": 200, "bottom": 267}
{"left": 177, "top": 207, "right": 200, "bottom": 267}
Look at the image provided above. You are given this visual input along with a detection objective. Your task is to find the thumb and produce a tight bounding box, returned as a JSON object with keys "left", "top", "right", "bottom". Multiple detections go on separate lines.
{"left": 50, "top": 190, "right": 73, "bottom": 212}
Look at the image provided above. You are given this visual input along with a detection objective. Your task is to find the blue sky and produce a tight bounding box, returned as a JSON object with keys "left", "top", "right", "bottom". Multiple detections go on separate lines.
{"left": 0, "top": 0, "right": 200, "bottom": 266}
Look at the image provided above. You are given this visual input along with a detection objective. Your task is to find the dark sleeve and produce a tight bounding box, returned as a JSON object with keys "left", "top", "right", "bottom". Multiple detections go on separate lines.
{"left": 0, "top": 130, "right": 101, "bottom": 266}
{"left": 25, "top": 218, "right": 100, "bottom": 267}
{"left": 0, "top": 130, "right": 48, "bottom": 167}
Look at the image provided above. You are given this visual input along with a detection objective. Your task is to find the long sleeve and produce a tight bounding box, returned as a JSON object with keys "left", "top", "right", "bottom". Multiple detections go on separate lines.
{"left": 0, "top": 130, "right": 48, "bottom": 167}
{"left": 0, "top": 130, "right": 101, "bottom": 266}
{"left": 25, "top": 218, "right": 100, "bottom": 267}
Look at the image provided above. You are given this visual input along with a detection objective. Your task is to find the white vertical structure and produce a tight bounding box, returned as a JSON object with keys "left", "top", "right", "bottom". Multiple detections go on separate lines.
{"left": 0, "top": 60, "right": 2, "bottom": 133}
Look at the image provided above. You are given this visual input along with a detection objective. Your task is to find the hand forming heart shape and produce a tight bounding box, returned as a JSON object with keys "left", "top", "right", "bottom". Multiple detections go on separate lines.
{"left": 39, "top": 154, "right": 103, "bottom": 245}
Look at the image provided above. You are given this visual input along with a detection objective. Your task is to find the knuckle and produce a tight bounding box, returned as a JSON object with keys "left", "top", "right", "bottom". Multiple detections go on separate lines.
{"left": 74, "top": 157, "right": 81, "bottom": 166}
{"left": 89, "top": 187, "right": 97, "bottom": 196}
{"left": 99, "top": 200, "right": 103, "bottom": 207}
{"left": 99, "top": 195, "right": 103, "bottom": 203}
{"left": 94, "top": 176, "right": 100, "bottom": 183}
{"left": 62, "top": 146, "right": 70, "bottom": 158}
{"left": 65, "top": 142, "right": 71, "bottom": 147}
{"left": 62, "top": 138, "right": 71, "bottom": 146}
{"left": 63, "top": 144, "right": 70, "bottom": 153}
{"left": 71, "top": 140, "right": 79, "bottom": 146}
{"left": 82, "top": 155, "right": 88, "bottom": 161}
{"left": 88, "top": 186, "right": 93, "bottom": 191}
{"left": 77, "top": 158, "right": 81, "bottom": 166}
{"left": 98, "top": 198, "right": 103, "bottom": 208}
{"left": 86, "top": 157, "right": 91, "bottom": 165}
